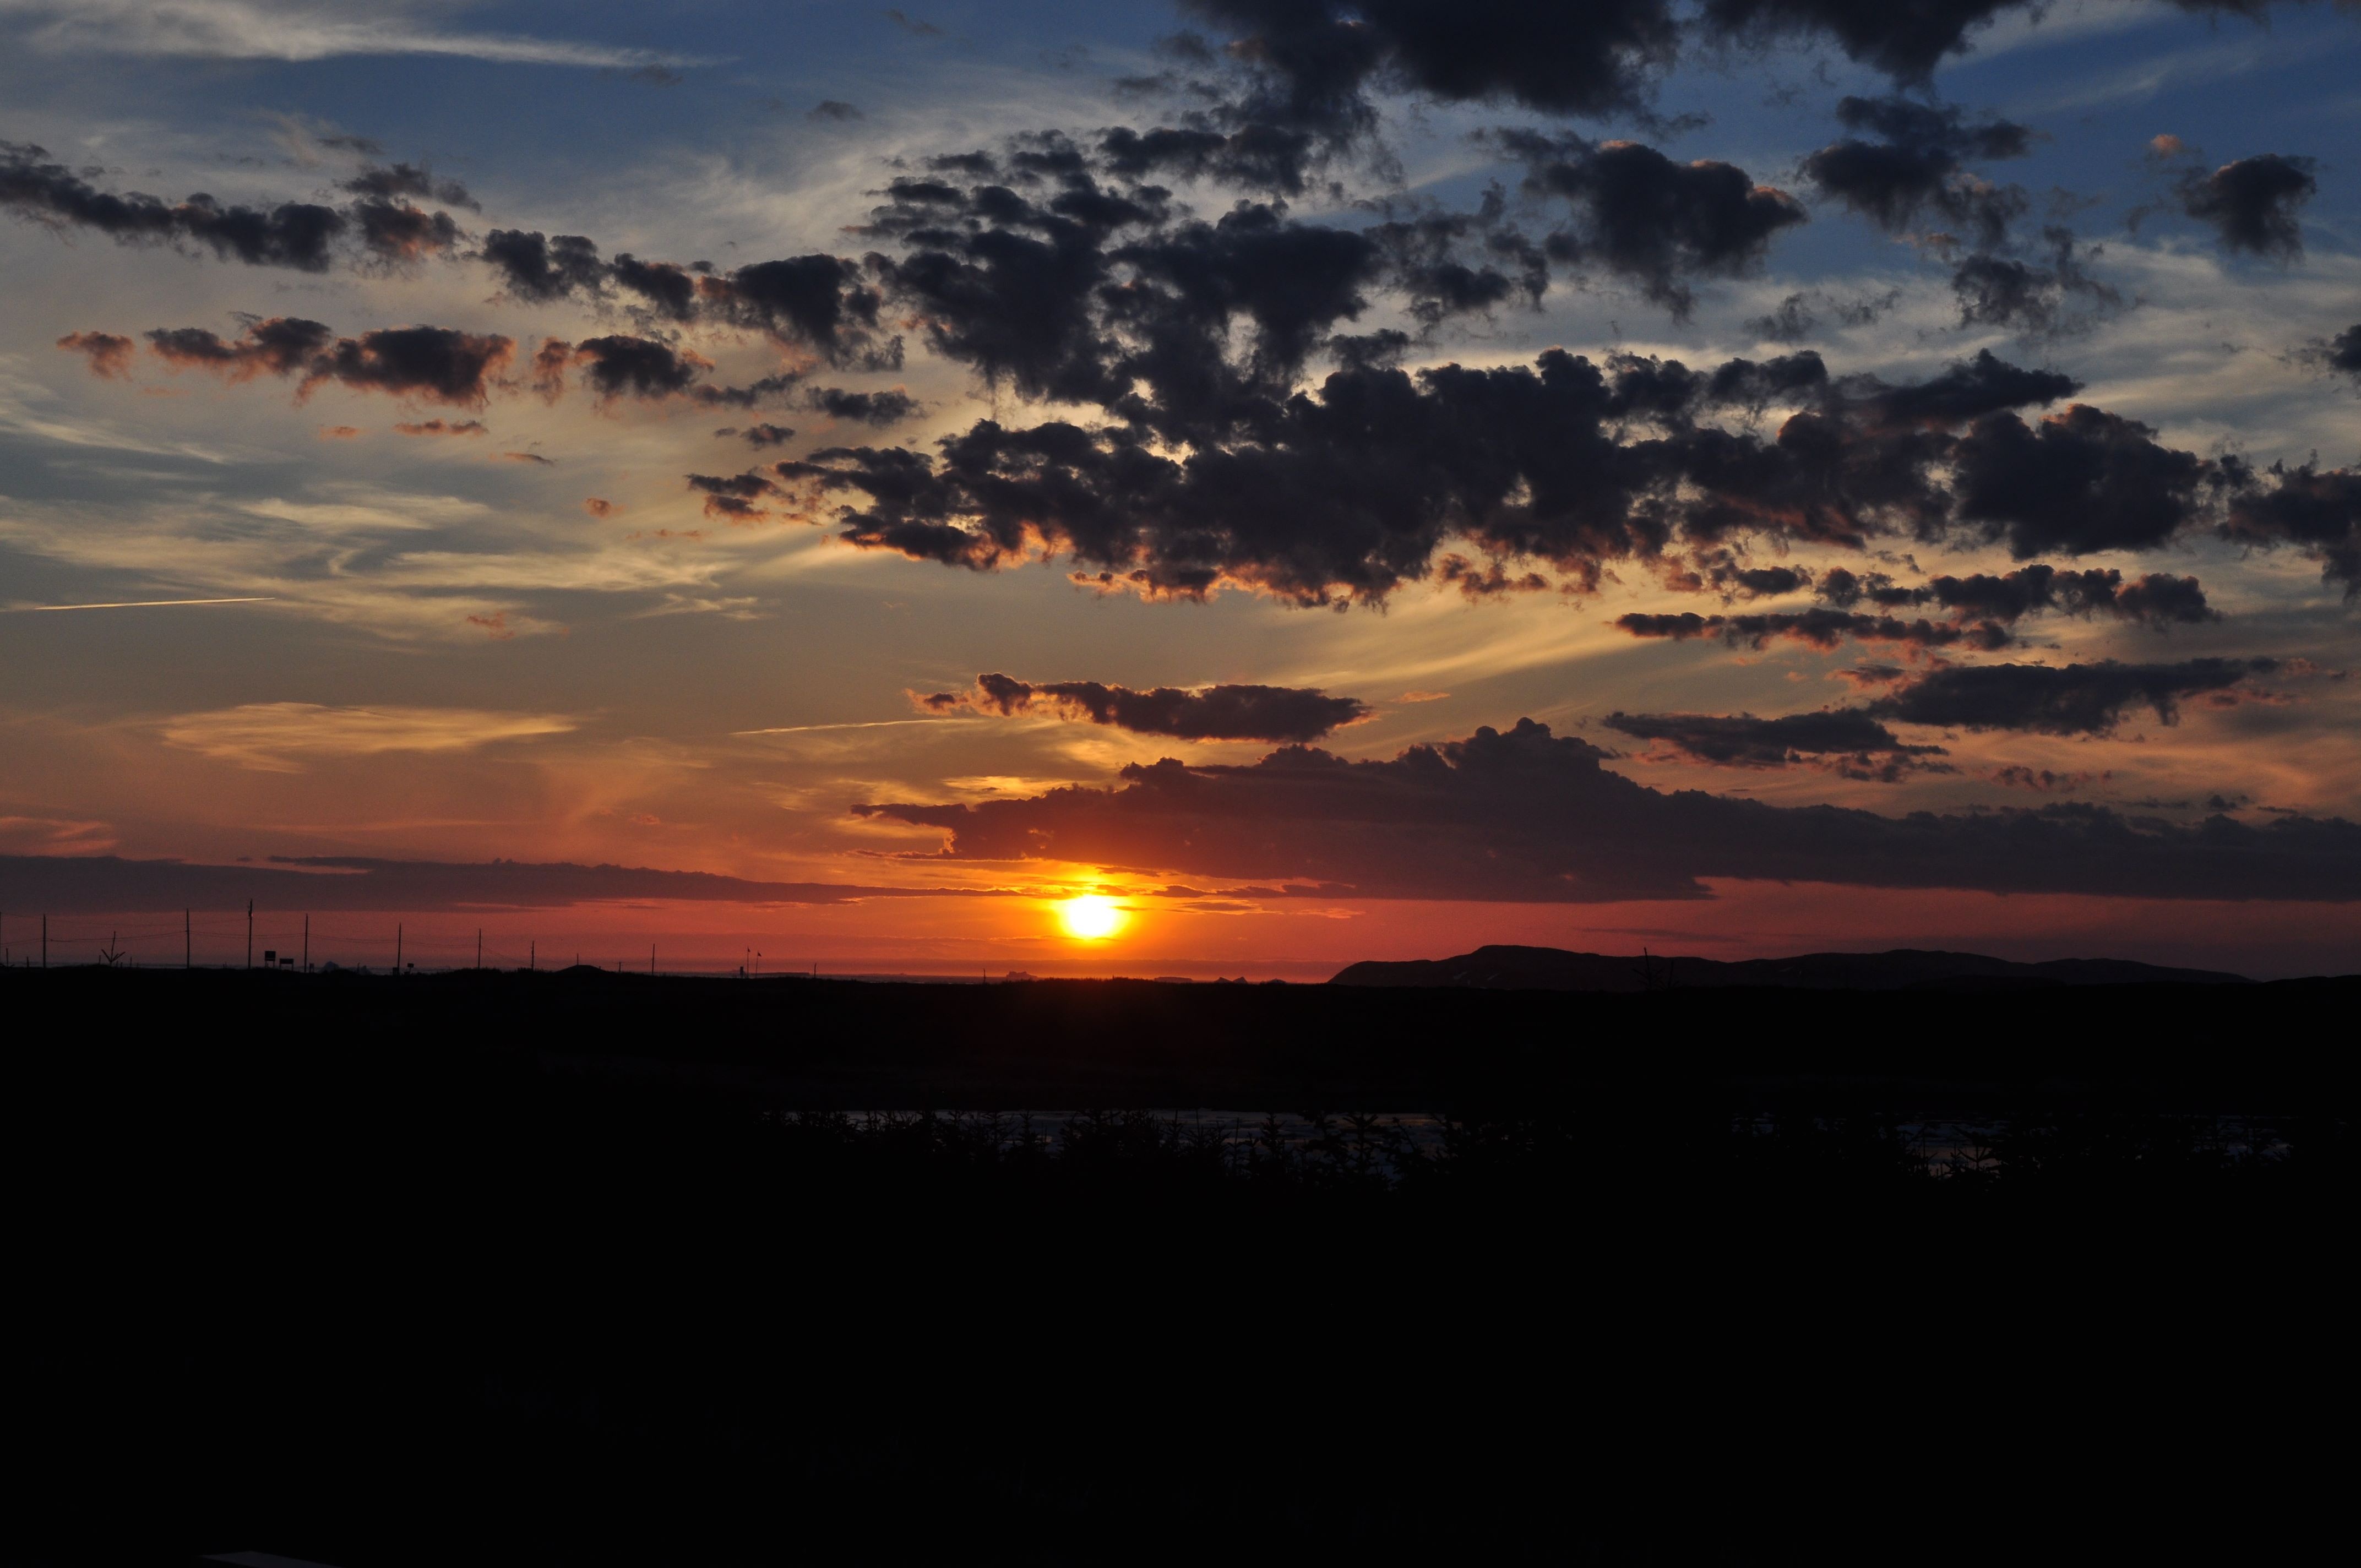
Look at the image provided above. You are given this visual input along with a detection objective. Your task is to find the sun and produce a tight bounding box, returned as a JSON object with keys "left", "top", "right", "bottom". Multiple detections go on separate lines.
{"left": 1057, "top": 894, "right": 1127, "bottom": 941}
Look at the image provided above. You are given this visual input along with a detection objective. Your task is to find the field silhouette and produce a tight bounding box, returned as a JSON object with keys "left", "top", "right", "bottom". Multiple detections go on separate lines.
{"left": 14, "top": 965, "right": 2349, "bottom": 1562}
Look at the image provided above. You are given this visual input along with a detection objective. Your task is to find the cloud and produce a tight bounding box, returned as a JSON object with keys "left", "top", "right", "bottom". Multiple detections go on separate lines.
{"left": 0, "top": 814, "right": 116, "bottom": 857}
{"left": 340, "top": 161, "right": 475, "bottom": 210}
{"left": 1800, "top": 94, "right": 2033, "bottom": 244}
{"left": 2, "top": 139, "right": 344, "bottom": 268}
{"left": 2218, "top": 459, "right": 2361, "bottom": 596}
{"left": 915, "top": 673, "right": 1370, "bottom": 741}
{"left": 146, "top": 317, "right": 514, "bottom": 405}
{"left": 159, "top": 702, "right": 576, "bottom": 771}
{"left": 1952, "top": 404, "right": 2213, "bottom": 557}
{"left": 393, "top": 418, "right": 486, "bottom": 437}
{"left": 1817, "top": 563, "right": 2217, "bottom": 630}
{"left": 802, "top": 386, "right": 921, "bottom": 425}
{"left": 1864, "top": 657, "right": 2278, "bottom": 735}
{"left": 1502, "top": 132, "right": 1806, "bottom": 317}
{"left": 2173, "top": 154, "right": 2318, "bottom": 260}
{"left": 349, "top": 198, "right": 463, "bottom": 261}
{"left": 0, "top": 853, "right": 1020, "bottom": 916}
{"left": 55, "top": 330, "right": 135, "bottom": 378}
{"left": 317, "top": 423, "right": 361, "bottom": 439}
{"left": 1602, "top": 708, "right": 1949, "bottom": 781}
{"left": 1696, "top": 0, "right": 2295, "bottom": 85}
{"left": 146, "top": 315, "right": 335, "bottom": 378}
{"left": 479, "top": 228, "right": 605, "bottom": 301}
{"left": 1950, "top": 228, "right": 2120, "bottom": 337}
{"left": 853, "top": 718, "right": 2361, "bottom": 902}
{"left": 687, "top": 470, "right": 782, "bottom": 520}
{"left": 809, "top": 100, "right": 863, "bottom": 121}
{"left": 772, "top": 345, "right": 2090, "bottom": 604}
{"left": 2303, "top": 322, "right": 2361, "bottom": 386}
{"left": 1619, "top": 607, "right": 2009, "bottom": 651}
{"left": 572, "top": 334, "right": 711, "bottom": 400}
{"left": 721, "top": 422, "right": 797, "bottom": 448}
{"left": 1, "top": 1, "right": 707, "bottom": 69}
{"left": 1747, "top": 286, "right": 1898, "bottom": 342}
{"left": 476, "top": 233, "right": 896, "bottom": 369}
{"left": 582, "top": 497, "right": 617, "bottom": 518}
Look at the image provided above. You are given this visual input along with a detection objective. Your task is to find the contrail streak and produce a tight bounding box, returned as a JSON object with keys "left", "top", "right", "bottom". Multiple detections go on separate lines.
{"left": 4, "top": 596, "right": 277, "bottom": 612}
{"left": 733, "top": 717, "right": 974, "bottom": 735}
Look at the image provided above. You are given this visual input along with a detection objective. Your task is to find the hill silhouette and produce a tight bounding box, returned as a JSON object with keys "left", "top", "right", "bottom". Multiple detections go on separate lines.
{"left": 1329, "top": 944, "right": 2255, "bottom": 992}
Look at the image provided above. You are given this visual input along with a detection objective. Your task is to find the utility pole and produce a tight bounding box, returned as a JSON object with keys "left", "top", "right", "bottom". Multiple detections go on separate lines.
{"left": 303, "top": 914, "right": 309, "bottom": 973}
{"left": 42, "top": 913, "right": 47, "bottom": 969}
{"left": 396, "top": 923, "right": 402, "bottom": 975}
{"left": 650, "top": 944, "right": 656, "bottom": 976}
{"left": 477, "top": 928, "right": 482, "bottom": 970}
{"left": 185, "top": 909, "right": 191, "bottom": 970}
{"left": 530, "top": 940, "right": 535, "bottom": 972}
{"left": 246, "top": 900, "right": 254, "bottom": 970}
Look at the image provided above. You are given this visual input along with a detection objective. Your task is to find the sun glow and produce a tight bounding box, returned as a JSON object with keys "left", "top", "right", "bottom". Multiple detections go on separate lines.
{"left": 1057, "top": 894, "right": 1127, "bottom": 941}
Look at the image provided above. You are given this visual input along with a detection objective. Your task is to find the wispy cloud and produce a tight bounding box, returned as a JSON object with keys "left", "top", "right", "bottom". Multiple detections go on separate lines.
{"left": 161, "top": 701, "right": 576, "bottom": 771}
{"left": 4, "top": 596, "right": 274, "bottom": 611}
{"left": 0, "top": 1, "right": 713, "bottom": 69}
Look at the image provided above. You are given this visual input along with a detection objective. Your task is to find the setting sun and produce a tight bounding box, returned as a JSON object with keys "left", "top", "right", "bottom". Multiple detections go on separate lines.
{"left": 1057, "top": 894, "right": 1127, "bottom": 941}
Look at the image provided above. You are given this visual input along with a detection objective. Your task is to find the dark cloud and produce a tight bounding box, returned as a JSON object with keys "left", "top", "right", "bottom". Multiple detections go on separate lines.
{"left": 1698, "top": 0, "right": 2296, "bottom": 84}
{"left": 803, "top": 386, "right": 922, "bottom": 425}
{"left": 1952, "top": 404, "right": 2213, "bottom": 557}
{"left": 2220, "top": 460, "right": 2361, "bottom": 596}
{"left": 1503, "top": 132, "right": 1807, "bottom": 316}
{"left": 701, "top": 254, "right": 896, "bottom": 367}
{"left": 1617, "top": 607, "right": 2010, "bottom": 651}
{"left": 477, "top": 233, "right": 893, "bottom": 365}
{"left": 572, "top": 334, "right": 709, "bottom": 399}
{"left": 1951, "top": 228, "right": 2119, "bottom": 336}
{"left": 2320, "top": 323, "right": 2361, "bottom": 382}
{"left": 1602, "top": 708, "right": 1949, "bottom": 780}
{"left": 1867, "top": 657, "right": 2277, "bottom": 734}
{"left": 1747, "top": 286, "right": 1897, "bottom": 342}
{"left": 480, "top": 228, "right": 606, "bottom": 302}
{"left": 884, "top": 8, "right": 944, "bottom": 36}
{"left": 351, "top": 199, "right": 463, "bottom": 262}
{"left": 724, "top": 423, "right": 798, "bottom": 448}
{"left": 771, "top": 346, "right": 2085, "bottom": 603}
{"left": 917, "top": 672, "right": 1369, "bottom": 741}
{"left": 145, "top": 317, "right": 512, "bottom": 406}
{"left": 1, "top": 140, "right": 345, "bottom": 269}
{"left": 1183, "top": 0, "right": 1680, "bottom": 126}
{"left": 340, "top": 162, "right": 475, "bottom": 210}
{"left": 810, "top": 100, "right": 864, "bottom": 122}
{"left": 145, "top": 316, "right": 336, "bottom": 379}
{"left": 393, "top": 418, "right": 486, "bottom": 437}
{"left": 1818, "top": 563, "right": 2217, "bottom": 629}
{"left": 611, "top": 254, "right": 700, "bottom": 320}
{"left": 1699, "top": 0, "right": 2026, "bottom": 82}
{"left": 2173, "top": 154, "right": 2317, "bottom": 259}
{"left": 1862, "top": 347, "right": 2077, "bottom": 426}
{"left": 1801, "top": 94, "right": 2032, "bottom": 245}
{"left": 687, "top": 470, "right": 785, "bottom": 520}
{"left": 304, "top": 325, "right": 516, "bottom": 406}
{"left": 854, "top": 717, "right": 2360, "bottom": 901}
{"left": 0, "top": 854, "right": 1017, "bottom": 916}
{"left": 55, "top": 330, "right": 135, "bottom": 379}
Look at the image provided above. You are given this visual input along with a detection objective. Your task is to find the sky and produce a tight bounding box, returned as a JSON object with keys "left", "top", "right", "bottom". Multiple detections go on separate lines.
{"left": 2, "top": 0, "right": 2357, "bottom": 977}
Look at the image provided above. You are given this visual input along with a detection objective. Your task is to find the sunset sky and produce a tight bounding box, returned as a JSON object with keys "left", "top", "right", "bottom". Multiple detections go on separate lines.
{"left": 3, "top": 0, "right": 2357, "bottom": 976}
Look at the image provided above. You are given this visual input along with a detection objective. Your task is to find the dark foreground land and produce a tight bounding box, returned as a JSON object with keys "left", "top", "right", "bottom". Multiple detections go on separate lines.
{"left": 14, "top": 967, "right": 2354, "bottom": 1563}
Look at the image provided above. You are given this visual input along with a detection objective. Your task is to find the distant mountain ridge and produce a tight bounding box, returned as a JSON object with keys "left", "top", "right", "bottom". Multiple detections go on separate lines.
{"left": 1327, "top": 945, "right": 2252, "bottom": 992}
